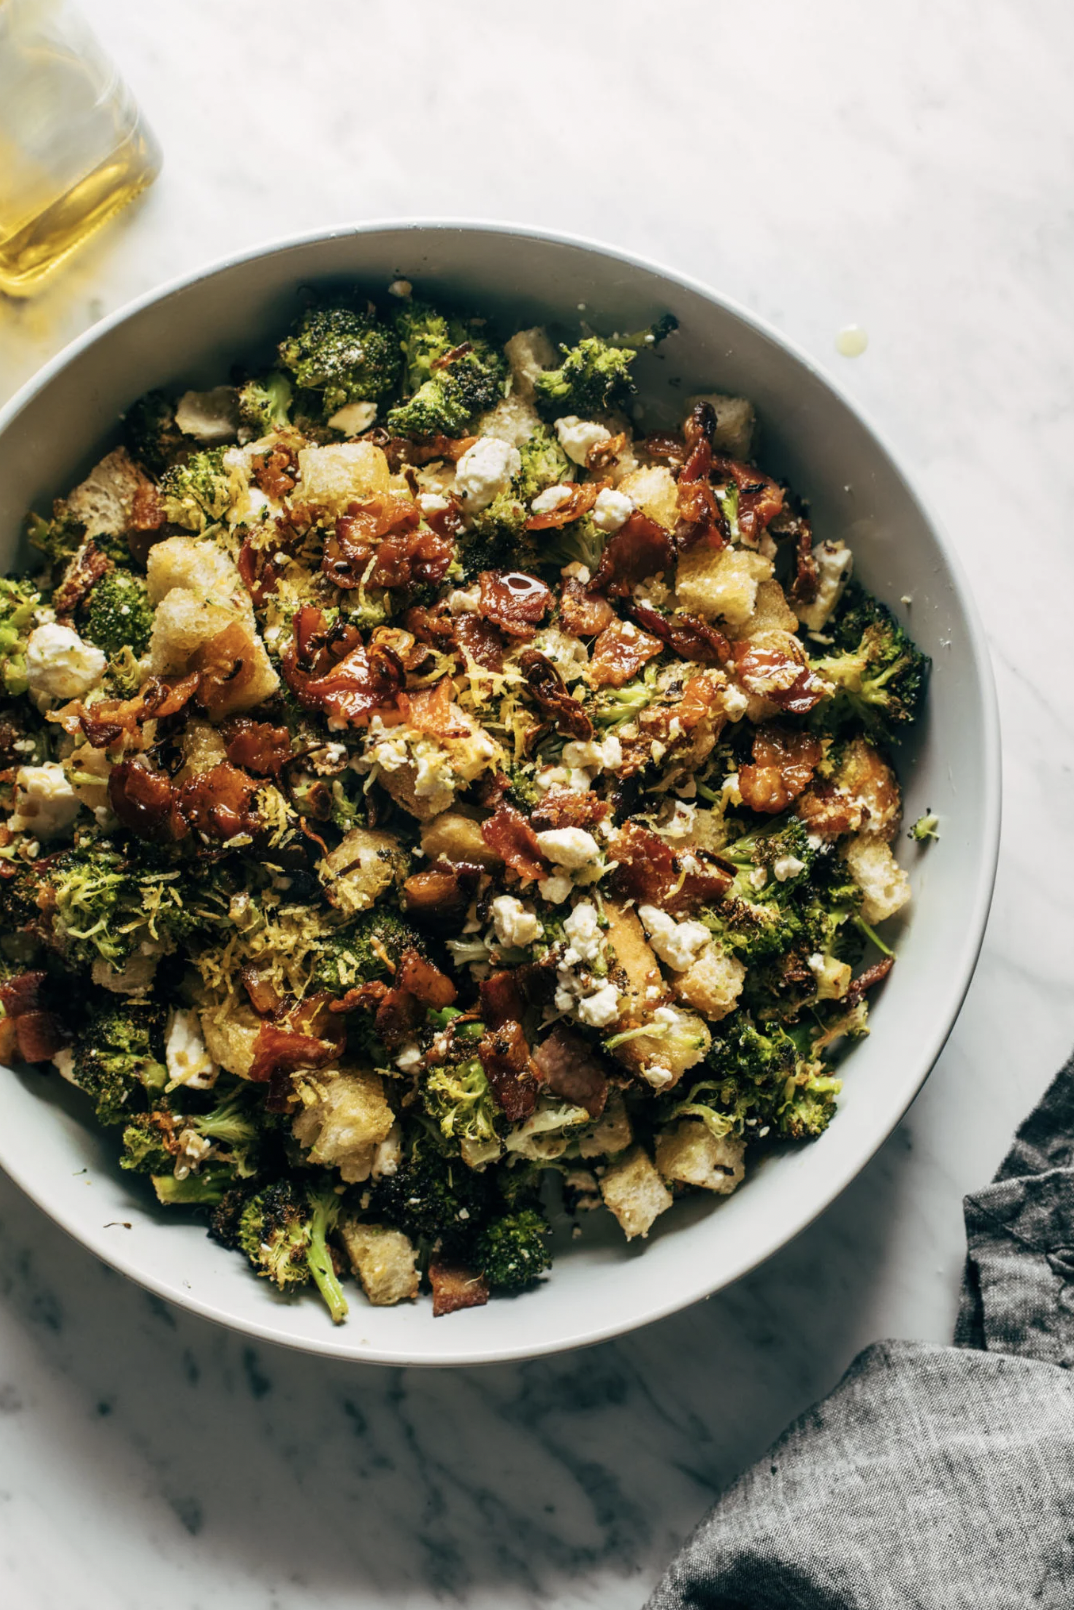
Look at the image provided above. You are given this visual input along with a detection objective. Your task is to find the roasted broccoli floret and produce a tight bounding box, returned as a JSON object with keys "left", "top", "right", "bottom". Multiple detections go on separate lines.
{"left": 542, "top": 514, "right": 605, "bottom": 574}
{"left": 0, "top": 577, "right": 42, "bottom": 697}
{"left": 120, "top": 1110, "right": 176, "bottom": 1174}
{"left": 368, "top": 1136, "right": 490, "bottom": 1252}
{"left": 475, "top": 1208, "right": 551, "bottom": 1292}
{"left": 593, "top": 665, "right": 660, "bottom": 729}
{"left": 123, "top": 389, "right": 189, "bottom": 477}
{"left": 42, "top": 839, "right": 203, "bottom": 969}
{"left": 533, "top": 317, "right": 677, "bottom": 419}
{"left": 812, "top": 582, "right": 930, "bottom": 742}
{"left": 458, "top": 492, "right": 533, "bottom": 577}
{"left": 503, "top": 761, "right": 542, "bottom": 812}
{"left": 669, "top": 1015, "right": 827, "bottom": 1140}
{"left": 721, "top": 817, "right": 819, "bottom": 901}
{"left": 122, "top": 1082, "right": 264, "bottom": 1179}
{"left": 387, "top": 338, "right": 506, "bottom": 438}
{"left": 25, "top": 507, "right": 86, "bottom": 569}
{"left": 422, "top": 1057, "right": 500, "bottom": 1149}
{"left": 311, "top": 910, "right": 424, "bottom": 994}
{"left": 158, "top": 446, "right": 234, "bottom": 531}
{"left": 237, "top": 371, "right": 293, "bottom": 437}
{"left": 82, "top": 569, "right": 154, "bottom": 659}
{"left": 778, "top": 1063, "right": 842, "bottom": 1139}
{"left": 513, "top": 424, "right": 571, "bottom": 503}
{"left": 278, "top": 303, "right": 401, "bottom": 416}
{"left": 152, "top": 1170, "right": 234, "bottom": 1207}
{"left": 71, "top": 1002, "right": 167, "bottom": 1126}
{"left": 237, "top": 1176, "right": 348, "bottom": 1323}
{"left": 909, "top": 810, "right": 939, "bottom": 843}
{"left": 701, "top": 894, "right": 802, "bottom": 964}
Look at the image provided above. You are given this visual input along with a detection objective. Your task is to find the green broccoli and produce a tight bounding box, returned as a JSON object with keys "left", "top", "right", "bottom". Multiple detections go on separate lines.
{"left": 70, "top": 1002, "right": 168, "bottom": 1126}
{"left": 237, "top": 1176, "right": 348, "bottom": 1323}
{"left": 311, "top": 910, "right": 425, "bottom": 994}
{"left": 475, "top": 1208, "right": 551, "bottom": 1292}
{"left": 592, "top": 666, "right": 660, "bottom": 729}
{"left": 721, "top": 818, "right": 819, "bottom": 901}
{"left": 513, "top": 424, "right": 571, "bottom": 503}
{"left": 533, "top": 317, "right": 677, "bottom": 419}
{"left": 669, "top": 1015, "right": 826, "bottom": 1140}
{"left": 393, "top": 298, "right": 459, "bottom": 391}
{"left": 422, "top": 1057, "right": 500, "bottom": 1149}
{"left": 387, "top": 337, "right": 506, "bottom": 439}
{"left": 237, "top": 371, "right": 293, "bottom": 437}
{"left": 152, "top": 1170, "right": 235, "bottom": 1207}
{"left": 158, "top": 447, "right": 235, "bottom": 531}
{"left": 25, "top": 507, "right": 86, "bottom": 570}
{"left": 542, "top": 514, "right": 605, "bottom": 574}
{"left": 812, "top": 582, "right": 930, "bottom": 742}
{"left": 0, "top": 577, "right": 43, "bottom": 697}
{"left": 368, "top": 1136, "right": 490, "bottom": 1252}
{"left": 120, "top": 1110, "right": 176, "bottom": 1174}
{"left": 123, "top": 389, "right": 189, "bottom": 477}
{"left": 42, "top": 839, "right": 202, "bottom": 969}
{"left": 503, "top": 761, "right": 542, "bottom": 812}
{"left": 778, "top": 1063, "right": 842, "bottom": 1139}
{"left": 82, "top": 570, "right": 154, "bottom": 659}
{"left": 278, "top": 303, "right": 401, "bottom": 416}
{"left": 910, "top": 811, "right": 940, "bottom": 843}
{"left": 121, "top": 1083, "right": 264, "bottom": 1179}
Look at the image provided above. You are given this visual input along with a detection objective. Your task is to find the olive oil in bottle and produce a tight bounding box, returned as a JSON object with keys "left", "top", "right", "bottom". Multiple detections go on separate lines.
{"left": 0, "top": 0, "right": 161, "bottom": 295}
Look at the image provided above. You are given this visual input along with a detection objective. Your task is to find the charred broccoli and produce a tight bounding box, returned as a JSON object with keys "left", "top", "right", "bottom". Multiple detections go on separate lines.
{"left": 387, "top": 337, "right": 506, "bottom": 438}
{"left": 237, "top": 371, "right": 293, "bottom": 437}
{"left": 533, "top": 317, "right": 677, "bottom": 419}
{"left": 158, "top": 447, "right": 235, "bottom": 531}
{"left": 278, "top": 303, "right": 401, "bottom": 416}
{"left": 368, "top": 1136, "right": 489, "bottom": 1252}
{"left": 812, "top": 582, "right": 930, "bottom": 742}
{"left": 311, "top": 910, "right": 424, "bottom": 994}
{"left": 422, "top": 1057, "right": 500, "bottom": 1150}
{"left": 237, "top": 1176, "right": 348, "bottom": 1323}
{"left": 0, "top": 577, "right": 42, "bottom": 696}
{"left": 475, "top": 1208, "right": 551, "bottom": 1292}
{"left": 123, "top": 389, "right": 188, "bottom": 477}
{"left": 82, "top": 569, "right": 154, "bottom": 659}
{"left": 70, "top": 1002, "right": 167, "bottom": 1126}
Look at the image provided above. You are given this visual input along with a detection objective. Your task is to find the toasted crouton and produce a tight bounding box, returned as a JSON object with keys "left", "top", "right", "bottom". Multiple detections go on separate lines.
{"left": 198, "top": 998, "right": 261, "bottom": 1078}
{"left": 655, "top": 1120, "right": 745, "bottom": 1195}
{"left": 618, "top": 464, "right": 679, "bottom": 531}
{"left": 292, "top": 1068, "right": 395, "bottom": 1183}
{"left": 321, "top": 827, "right": 408, "bottom": 916}
{"left": 296, "top": 442, "right": 391, "bottom": 509}
{"left": 731, "top": 578, "right": 799, "bottom": 640}
{"left": 148, "top": 592, "right": 279, "bottom": 715}
{"left": 832, "top": 736, "right": 901, "bottom": 841}
{"left": 476, "top": 393, "right": 541, "bottom": 448}
{"left": 843, "top": 833, "right": 911, "bottom": 924}
{"left": 175, "top": 719, "right": 229, "bottom": 783}
{"left": 146, "top": 535, "right": 250, "bottom": 614}
{"left": 600, "top": 1144, "right": 673, "bottom": 1239}
{"left": 675, "top": 545, "right": 772, "bottom": 625}
{"left": 421, "top": 809, "right": 503, "bottom": 869}
{"left": 579, "top": 1089, "right": 633, "bottom": 1159}
{"left": 674, "top": 943, "right": 746, "bottom": 1021}
{"left": 374, "top": 711, "right": 502, "bottom": 822}
{"left": 339, "top": 1221, "right": 420, "bottom": 1306}
{"left": 65, "top": 447, "right": 158, "bottom": 539}
{"left": 604, "top": 900, "right": 664, "bottom": 1022}
{"left": 685, "top": 393, "right": 756, "bottom": 460}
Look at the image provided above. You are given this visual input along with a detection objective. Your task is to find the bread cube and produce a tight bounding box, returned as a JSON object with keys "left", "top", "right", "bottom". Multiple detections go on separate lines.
{"left": 731, "top": 578, "right": 799, "bottom": 639}
{"left": 65, "top": 447, "right": 158, "bottom": 539}
{"left": 147, "top": 535, "right": 250, "bottom": 615}
{"left": 579, "top": 1089, "right": 632, "bottom": 1159}
{"left": 421, "top": 809, "right": 503, "bottom": 869}
{"left": 321, "top": 827, "right": 408, "bottom": 915}
{"left": 296, "top": 442, "right": 391, "bottom": 510}
{"left": 504, "top": 327, "right": 557, "bottom": 400}
{"left": 655, "top": 1120, "right": 745, "bottom": 1195}
{"left": 832, "top": 736, "right": 901, "bottom": 840}
{"left": 674, "top": 943, "right": 746, "bottom": 1021}
{"left": 676, "top": 545, "right": 772, "bottom": 625}
{"left": 618, "top": 464, "right": 679, "bottom": 531}
{"left": 339, "top": 1221, "right": 420, "bottom": 1306}
{"left": 604, "top": 900, "right": 663, "bottom": 1022}
{"left": 198, "top": 997, "right": 261, "bottom": 1078}
{"left": 685, "top": 393, "right": 756, "bottom": 459}
{"left": 292, "top": 1068, "right": 395, "bottom": 1183}
{"left": 843, "top": 834, "right": 911, "bottom": 924}
{"left": 599, "top": 1145, "right": 673, "bottom": 1239}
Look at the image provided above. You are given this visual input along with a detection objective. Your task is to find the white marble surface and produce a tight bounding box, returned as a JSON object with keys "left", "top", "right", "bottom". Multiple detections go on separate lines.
{"left": 1, "top": 0, "right": 1073, "bottom": 1603}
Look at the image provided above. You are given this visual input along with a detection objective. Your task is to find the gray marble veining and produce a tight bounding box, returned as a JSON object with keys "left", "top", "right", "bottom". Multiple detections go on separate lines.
{"left": 2, "top": 0, "right": 1074, "bottom": 1604}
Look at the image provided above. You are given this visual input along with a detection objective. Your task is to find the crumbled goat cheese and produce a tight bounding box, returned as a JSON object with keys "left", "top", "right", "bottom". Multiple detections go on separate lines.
{"left": 773, "top": 853, "right": 806, "bottom": 882}
{"left": 455, "top": 437, "right": 521, "bottom": 513}
{"left": 562, "top": 734, "right": 622, "bottom": 773}
{"left": 419, "top": 492, "right": 451, "bottom": 516}
{"left": 562, "top": 561, "right": 591, "bottom": 584}
{"left": 174, "top": 1128, "right": 214, "bottom": 1181}
{"left": 720, "top": 684, "right": 750, "bottom": 722}
{"left": 165, "top": 1008, "right": 219, "bottom": 1090}
{"left": 530, "top": 483, "right": 574, "bottom": 515}
{"left": 328, "top": 400, "right": 378, "bottom": 435}
{"left": 638, "top": 905, "right": 712, "bottom": 972}
{"left": 25, "top": 623, "right": 106, "bottom": 701}
{"left": 8, "top": 763, "right": 81, "bottom": 839}
{"left": 490, "top": 895, "right": 544, "bottom": 949}
{"left": 175, "top": 387, "right": 239, "bottom": 444}
{"left": 536, "top": 827, "right": 601, "bottom": 870}
{"left": 576, "top": 982, "right": 620, "bottom": 1027}
{"left": 749, "top": 866, "right": 768, "bottom": 891}
{"left": 371, "top": 1127, "right": 403, "bottom": 1178}
{"left": 555, "top": 416, "right": 611, "bottom": 465}
{"left": 447, "top": 585, "right": 481, "bottom": 615}
{"left": 659, "top": 800, "right": 697, "bottom": 839}
{"left": 796, "top": 541, "right": 854, "bottom": 633}
{"left": 539, "top": 873, "right": 574, "bottom": 904}
{"left": 562, "top": 901, "right": 604, "bottom": 964}
{"left": 592, "top": 487, "right": 634, "bottom": 534}
{"left": 395, "top": 1041, "right": 423, "bottom": 1073}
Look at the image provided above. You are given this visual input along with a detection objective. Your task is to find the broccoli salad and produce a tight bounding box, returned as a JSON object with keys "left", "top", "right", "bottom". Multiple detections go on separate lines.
{"left": 0, "top": 286, "right": 930, "bottom": 1322}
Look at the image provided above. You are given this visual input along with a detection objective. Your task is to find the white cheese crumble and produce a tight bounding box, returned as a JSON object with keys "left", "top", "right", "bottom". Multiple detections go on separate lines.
{"left": 327, "top": 400, "right": 378, "bottom": 435}
{"left": 638, "top": 905, "right": 712, "bottom": 972}
{"left": 165, "top": 1008, "right": 219, "bottom": 1090}
{"left": 395, "top": 1041, "right": 423, "bottom": 1073}
{"left": 490, "top": 895, "right": 544, "bottom": 949}
{"left": 796, "top": 541, "right": 854, "bottom": 633}
{"left": 555, "top": 416, "right": 611, "bottom": 465}
{"left": 536, "top": 827, "right": 601, "bottom": 870}
{"left": 530, "top": 483, "right": 573, "bottom": 515}
{"left": 576, "top": 982, "right": 620, "bottom": 1027}
{"left": 562, "top": 734, "right": 622, "bottom": 773}
{"left": 25, "top": 623, "right": 106, "bottom": 701}
{"left": 773, "top": 853, "right": 806, "bottom": 882}
{"left": 419, "top": 492, "right": 450, "bottom": 516}
{"left": 455, "top": 437, "right": 521, "bottom": 513}
{"left": 8, "top": 763, "right": 81, "bottom": 839}
{"left": 592, "top": 487, "right": 634, "bottom": 533}
{"left": 562, "top": 901, "right": 604, "bottom": 964}
{"left": 447, "top": 585, "right": 481, "bottom": 615}
{"left": 539, "top": 873, "right": 574, "bottom": 904}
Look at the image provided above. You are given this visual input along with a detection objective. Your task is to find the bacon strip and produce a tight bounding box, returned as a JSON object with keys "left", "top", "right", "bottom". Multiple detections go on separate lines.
{"left": 179, "top": 762, "right": 261, "bottom": 839}
{"left": 630, "top": 602, "right": 729, "bottom": 666}
{"left": 325, "top": 494, "right": 454, "bottom": 591}
{"left": 591, "top": 511, "right": 674, "bottom": 597}
{"left": 53, "top": 539, "right": 112, "bottom": 619}
{"left": 397, "top": 948, "right": 457, "bottom": 1010}
{"left": 403, "top": 861, "right": 482, "bottom": 931}
{"left": 843, "top": 956, "right": 895, "bottom": 1008}
{"left": 524, "top": 482, "right": 602, "bottom": 531}
{"left": 531, "top": 1025, "right": 608, "bottom": 1119}
{"left": 224, "top": 719, "right": 292, "bottom": 776}
{"left": 738, "top": 724, "right": 823, "bottom": 814}
{"left": 711, "top": 454, "right": 784, "bottom": 544}
{"left": 0, "top": 972, "right": 67, "bottom": 1064}
{"left": 282, "top": 608, "right": 403, "bottom": 727}
{"left": 478, "top": 570, "right": 552, "bottom": 640}
{"left": 608, "top": 822, "right": 732, "bottom": 915}
{"left": 477, "top": 1020, "right": 538, "bottom": 1121}
{"left": 398, "top": 678, "right": 467, "bottom": 738}
{"left": 429, "top": 1261, "right": 489, "bottom": 1317}
{"left": 531, "top": 788, "right": 609, "bottom": 832}
{"left": 518, "top": 649, "right": 593, "bottom": 741}
{"left": 248, "top": 1021, "right": 346, "bottom": 1111}
{"left": 588, "top": 617, "right": 663, "bottom": 689}
{"left": 480, "top": 804, "right": 547, "bottom": 883}
{"left": 559, "top": 576, "right": 614, "bottom": 637}
{"left": 732, "top": 638, "right": 826, "bottom": 714}
{"left": 108, "top": 762, "right": 189, "bottom": 843}
{"left": 52, "top": 671, "right": 201, "bottom": 749}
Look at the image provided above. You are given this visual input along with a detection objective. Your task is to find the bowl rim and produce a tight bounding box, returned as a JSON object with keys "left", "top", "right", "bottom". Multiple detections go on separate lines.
{"left": 0, "top": 218, "right": 1002, "bottom": 1366}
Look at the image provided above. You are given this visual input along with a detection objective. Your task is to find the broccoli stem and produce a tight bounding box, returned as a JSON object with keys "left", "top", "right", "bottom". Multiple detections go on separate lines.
{"left": 853, "top": 915, "right": 894, "bottom": 957}
{"left": 306, "top": 1196, "right": 349, "bottom": 1324}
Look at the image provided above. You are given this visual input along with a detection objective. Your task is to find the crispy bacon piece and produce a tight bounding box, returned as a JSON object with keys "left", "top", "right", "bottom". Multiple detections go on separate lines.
{"left": 108, "top": 761, "right": 189, "bottom": 843}
{"left": 673, "top": 402, "right": 728, "bottom": 554}
{"left": 531, "top": 788, "right": 609, "bottom": 832}
{"left": 788, "top": 516, "right": 819, "bottom": 607}
{"left": 732, "top": 638, "right": 826, "bottom": 715}
{"left": 282, "top": 607, "right": 403, "bottom": 727}
{"left": 248, "top": 1015, "right": 346, "bottom": 1110}
{"left": 398, "top": 678, "right": 467, "bottom": 738}
{"left": 252, "top": 446, "right": 298, "bottom": 499}
{"left": 403, "top": 861, "right": 482, "bottom": 932}
{"left": 477, "top": 1019, "right": 539, "bottom": 1121}
{"left": 638, "top": 430, "right": 685, "bottom": 466}
{"left": 179, "top": 762, "right": 261, "bottom": 840}
{"left": 14, "top": 1011, "right": 67, "bottom": 1063}
{"left": 367, "top": 430, "right": 478, "bottom": 470}
{"left": 237, "top": 537, "right": 284, "bottom": 607}
{"left": 630, "top": 601, "right": 729, "bottom": 666}
{"left": 738, "top": 724, "right": 823, "bottom": 814}
{"left": 586, "top": 432, "right": 628, "bottom": 473}
{"left": 588, "top": 617, "right": 663, "bottom": 689}
{"left": 518, "top": 649, "right": 593, "bottom": 741}
{"left": 532, "top": 1025, "right": 608, "bottom": 1119}
{"left": 796, "top": 778, "right": 860, "bottom": 837}
{"left": 0, "top": 972, "right": 67, "bottom": 1063}
{"left": 559, "top": 576, "right": 614, "bottom": 637}
{"left": 52, "top": 671, "right": 201, "bottom": 749}
{"left": 397, "top": 948, "right": 457, "bottom": 1010}
{"left": 591, "top": 511, "right": 674, "bottom": 597}
{"left": 402, "top": 602, "right": 458, "bottom": 656}
{"left": 480, "top": 804, "right": 547, "bottom": 884}
{"left": 478, "top": 969, "right": 526, "bottom": 1029}
{"left": 190, "top": 622, "right": 263, "bottom": 723}
{"left": 454, "top": 612, "right": 506, "bottom": 670}
{"left": 325, "top": 494, "right": 453, "bottom": 591}
{"left": 129, "top": 481, "right": 166, "bottom": 533}
{"left": 524, "top": 481, "right": 602, "bottom": 531}
{"left": 843, "top": 956, "right": 895, "bottom": 1009}
{"left": 608, "top": 822, "right": 732, "bottom": 915}
{"left": 477, "top": 570, "right": 552, "bottom": 640}
{"left": 710, "top": 454, "right": 784, "bottom": 544}
{"left": 429, "top": 1260, "right": 489, "bottom": 1317}
{"left": 224, "top": 719, "right": 292, "bottom": 776}
{"left": 52, "top": 539, "right": 113, "bottom": 619}
{"left": 241, "top": 965, "right": 282, "bottom": 1018}
{"left": 373, "top": 985, "right": 425, "bottom": 1049}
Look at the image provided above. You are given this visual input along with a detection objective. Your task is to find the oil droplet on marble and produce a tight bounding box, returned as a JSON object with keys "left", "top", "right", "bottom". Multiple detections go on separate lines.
{"left": 836, "top": 325, "right": 868, "bottom": 357}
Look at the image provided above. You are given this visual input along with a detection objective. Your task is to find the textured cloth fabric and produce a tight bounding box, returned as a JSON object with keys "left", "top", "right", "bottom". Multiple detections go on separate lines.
{"left": 646, "top": 1056, "right": 1074, "bottom": 1609}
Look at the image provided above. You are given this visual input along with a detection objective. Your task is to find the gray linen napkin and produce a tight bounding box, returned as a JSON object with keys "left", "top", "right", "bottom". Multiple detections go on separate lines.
{"left": 645, "top": 1057, "right": 1074, "bottom": 1609}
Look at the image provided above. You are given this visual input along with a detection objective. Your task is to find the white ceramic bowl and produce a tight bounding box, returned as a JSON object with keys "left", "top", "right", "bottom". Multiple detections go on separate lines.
{"left": 0, "top": 222, "right": 1000, "bottom": 1365}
